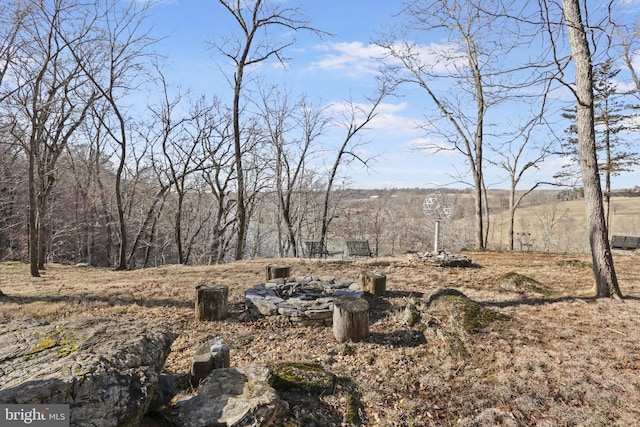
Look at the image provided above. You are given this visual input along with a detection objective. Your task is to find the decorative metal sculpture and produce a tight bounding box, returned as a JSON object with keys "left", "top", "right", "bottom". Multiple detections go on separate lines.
{"left": 423, "top": 192, "right": 454, "bottom": 253}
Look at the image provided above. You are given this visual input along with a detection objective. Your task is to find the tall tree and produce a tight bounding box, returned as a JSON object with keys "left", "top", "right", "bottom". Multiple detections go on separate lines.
{"left": 561, "top": 0, "right": 622, "bottom": 298}
{"left": 489, "top": 116, "right": 552, "bottom": 251}
{"left": 378, "top": 0, "right": 524, "bottom": 250}
{"left": 6, "top": 0, "right": 99, "bottom": 276}
{"left": 212, "top": 0, "right": 324, "bottom": 260}
{"left": 556, "top": 60, "right": 639, "bottom": 227}
{"left": 257, "top": 87, "right": 327, "bottom": 257}
{"left": 200, "top": 108, "right": 237, "bottom": 264}
{"left": 148, "top": 75, "right": 212, "bottom": 265}
{"left": 62, "top": 0, "right": 156, "bottom": 270}
{"left": 320, "top": 87, "right": 387, "bottom": 247}
{"left": 593, "top": 61, "right": 639, "bottom": 225}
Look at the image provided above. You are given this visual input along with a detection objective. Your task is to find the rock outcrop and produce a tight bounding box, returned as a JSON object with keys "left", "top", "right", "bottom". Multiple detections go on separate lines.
{"left": 176, "top": 364, "right": 288, "bottom": 427}
{"left": 0, "top": 317, "right": 176, "bottom": 427}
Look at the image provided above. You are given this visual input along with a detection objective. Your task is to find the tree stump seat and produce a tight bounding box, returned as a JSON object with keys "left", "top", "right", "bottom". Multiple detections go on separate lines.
{"left": 195, "top": 284, "right": 229, "bottom": 321}
{"left": 333, "top": 297, "right": 369, "bottom": 342}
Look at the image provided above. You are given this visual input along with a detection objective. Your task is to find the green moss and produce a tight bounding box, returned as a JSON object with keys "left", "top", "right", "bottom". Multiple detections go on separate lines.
{"left": 35, "top": 338, "right": 57, "bottom": 351}
{"left": 344, "top": 393, "right": 361, "bottom": 425}
{"left": 499, "top": 272, "right": 552, "bottom": 296}
{"left": 341, "top": 344, "right": 355, "bottom": 356}
{"left": 442, "top": 329, "right": 469, "bottom": 359}
{"left": 271, "top": 362, "right": 336, "bottom": 395}
{"left": 429, "top": 289, "right": 510, "bottom": 334}
{"left": 23, "top": 326, "right": 84, "bottom": 361}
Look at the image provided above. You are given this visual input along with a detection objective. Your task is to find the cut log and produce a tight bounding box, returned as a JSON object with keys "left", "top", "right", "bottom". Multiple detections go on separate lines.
{"left": 195, "top": 284, "right": 229, "bottom": 321}
{"left": 359, "top": 270, "right": 386, "bottom": 296}
{"left": 266, "top": 265, "right": 291, "bottom": 281}
{"left": 333, "top": 297, "right": 369, "bottom": 342}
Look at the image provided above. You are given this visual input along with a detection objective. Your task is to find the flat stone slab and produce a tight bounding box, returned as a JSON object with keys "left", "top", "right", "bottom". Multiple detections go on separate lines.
{"left": 176, "top": 364, "right": 288, "bottom": 427}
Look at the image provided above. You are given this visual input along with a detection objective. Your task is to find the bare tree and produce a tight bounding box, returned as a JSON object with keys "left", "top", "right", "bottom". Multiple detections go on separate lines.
{"left": 146, "top": 74, "right": 214, "bottom": 264}
{"left": 5, "top": 0, "right": 101, "bottom": 276}
{"left": 212, "top": 0, "right": 325, "bottom": 260}
{"left": 560, "top": 0, "right": 622, "bottom": 298}
{"left": 61, "top": 0, "right": 156, "bottom": 270}
{"left": 0, "top": 2, "right": 29, "bottom": 102}
{"left": 489, "top": 116, "right": 553, "bottom": 250}
{"left": 199, "top": 102, "right": 237, "bottom": 264}
{"left": 0, "top": 139, "right": 27, "bottom": 262}
{"left": 377, "top": 0, "right": 523, "bottom": 250}
{"left": 319, "top": 87, "right": 388, "bottom": 246}
{"left": 257, "top": 87, "right": 327, "bottom": 257}
{"left": 620, "top": 22, "right": 640, "bottom": 93}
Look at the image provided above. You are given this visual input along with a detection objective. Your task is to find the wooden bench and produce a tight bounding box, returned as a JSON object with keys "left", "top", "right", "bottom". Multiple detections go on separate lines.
{"left": 346, "top": 240, "right": 373, "bottom": 258}
{"left": 611, "top": 235, "right": 640, "bottom": 250}
{"left": 304, "top": 240, "right": 343, "bottom": 259}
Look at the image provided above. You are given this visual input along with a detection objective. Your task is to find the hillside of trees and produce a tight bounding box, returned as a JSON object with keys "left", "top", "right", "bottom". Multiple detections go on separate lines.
{"left": 1, "top": 0, "right": 639, "bottom": 294}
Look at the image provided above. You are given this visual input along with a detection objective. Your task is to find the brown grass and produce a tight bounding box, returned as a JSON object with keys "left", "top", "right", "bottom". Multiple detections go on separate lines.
{"left": 2, "top": 251, "right": 640, "bottom": 426}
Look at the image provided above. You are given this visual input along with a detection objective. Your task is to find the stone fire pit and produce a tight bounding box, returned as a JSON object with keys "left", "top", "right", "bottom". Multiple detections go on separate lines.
{"left": 408, "top": 251, "right": 473, "bottom": 267}
{"left": 245, "top": 276, "right": 363, "bottom": 326}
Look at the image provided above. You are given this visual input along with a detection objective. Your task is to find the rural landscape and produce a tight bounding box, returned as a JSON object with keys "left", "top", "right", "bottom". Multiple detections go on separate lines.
{"left": 2, "top": 0, "right": 640, "bottom": 425}
{"left": 2, "top": 246, "right": 640, "bottom": 426}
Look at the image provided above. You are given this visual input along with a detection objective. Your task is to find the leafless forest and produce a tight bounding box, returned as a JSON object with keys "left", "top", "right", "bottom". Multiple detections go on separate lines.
{"left": 2, "top": 0, "right": 639, "bottom": 274}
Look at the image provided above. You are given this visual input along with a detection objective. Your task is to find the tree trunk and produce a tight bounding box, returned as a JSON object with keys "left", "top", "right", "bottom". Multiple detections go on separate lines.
{"left": 232, "top": 49, "right": 247, "bottom": 261}
{"left": 562, "top": 0, "right": 622, "bottom": 298}
{"left": 28, "top": 144, "right": 39, "bottom": 277}
{"left": 175, "top": 193, "right": 184, "bottom": 264}
{"left": 114, "top": 138, "right": 127, "bottom": 271}
{"left": 473, "top": 171, "right": 484, "bottom": 250}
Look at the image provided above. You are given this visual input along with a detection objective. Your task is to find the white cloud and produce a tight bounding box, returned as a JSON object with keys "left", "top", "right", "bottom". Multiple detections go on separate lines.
{"left": 308, "top": 41, "right": 387, "bottom": 76}
{"left": 309, "top": 39, "right": 466, "bottom": 78}
{"left": 404, "top": 41, "right": 466, "bottom": 74}
{"left": 324, "top": 100, "right": 426, "bottom": 139}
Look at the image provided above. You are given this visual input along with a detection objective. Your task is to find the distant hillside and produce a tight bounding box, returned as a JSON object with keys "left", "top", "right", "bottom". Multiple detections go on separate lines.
{"left": 332, "top": 188, "right": 640, "bottom": 254}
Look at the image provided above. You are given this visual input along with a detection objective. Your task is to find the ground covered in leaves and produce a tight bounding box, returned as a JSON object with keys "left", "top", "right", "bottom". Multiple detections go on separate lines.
{"left": 1, "top": 251, "right": 640, "bottom": 426}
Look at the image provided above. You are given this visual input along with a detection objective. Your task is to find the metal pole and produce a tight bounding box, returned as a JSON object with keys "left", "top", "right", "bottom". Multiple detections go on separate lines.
{"left": 434, "top": 220, "right": 440, "bottom": 253}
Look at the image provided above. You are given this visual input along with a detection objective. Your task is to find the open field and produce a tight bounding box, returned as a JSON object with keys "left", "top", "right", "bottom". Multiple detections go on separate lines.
{"left": 1, "top": 251, "right": 640, "bottom": 426}
{"left": 486, "top": 196, "right": 640, "bottom": 252}
{"left": 334, "top": 191, "right": 640, "bottom": 255}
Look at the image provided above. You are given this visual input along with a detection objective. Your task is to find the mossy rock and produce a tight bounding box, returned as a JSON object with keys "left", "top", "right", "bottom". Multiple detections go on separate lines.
{"left": 23, "top": 325, "right": 83, "bottom": 361}
{"left": 271, "top": 362, "right": 336, "bottom": 395}
{"left": 435, "top": 327, "right": 469, "bottom": 359}
{"left": 498, "top": 272, "right": 552, "bottom": 296}
{"left": 557, "top": 259, "right": 591, "bottom": 269}
{"left": 427, "top": 288, "right": 510, "bottom": 334}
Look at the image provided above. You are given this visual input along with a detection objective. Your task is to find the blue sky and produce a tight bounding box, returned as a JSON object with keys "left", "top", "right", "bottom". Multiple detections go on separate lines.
{"left": 148, "top": 0, "right": 640, "bottom": 190}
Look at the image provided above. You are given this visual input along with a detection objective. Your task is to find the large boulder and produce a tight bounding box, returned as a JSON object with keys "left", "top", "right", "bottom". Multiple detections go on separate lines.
{"left": 0, "top": 317, "right": 176, "bottom": 427}
{"left": 176, "top": 364, "right": 288, "bottom": 427}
